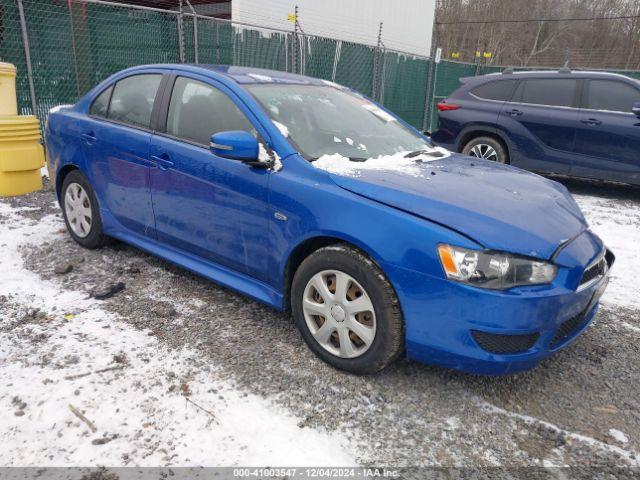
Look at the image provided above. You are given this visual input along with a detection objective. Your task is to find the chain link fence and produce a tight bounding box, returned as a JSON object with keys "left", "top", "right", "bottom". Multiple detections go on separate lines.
{"left": 2, "top": 0, "right": 640, "bottom": 135}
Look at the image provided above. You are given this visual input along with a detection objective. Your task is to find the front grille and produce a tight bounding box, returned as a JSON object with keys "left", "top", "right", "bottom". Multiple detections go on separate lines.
{"left": 551, "top": 310, "right": 587, "bottom": 347}
{"left": 471, "top": 330, "right": 540, "bottom": 354}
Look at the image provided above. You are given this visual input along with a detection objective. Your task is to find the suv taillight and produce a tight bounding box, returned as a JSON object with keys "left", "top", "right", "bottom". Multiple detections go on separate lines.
{"left": 437, "top": 102, "right": 461, "bottom": 111}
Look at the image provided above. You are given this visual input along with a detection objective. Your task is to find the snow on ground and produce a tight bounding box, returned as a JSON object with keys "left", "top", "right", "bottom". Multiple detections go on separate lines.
{"left": 574, "top": 194, "right": 640, "bottom": 310}
{"left": 313, "top": 149, "right": 450, "bottom": 178}
{"left": 0, "top": 203, "right": 358, "bottom": 466}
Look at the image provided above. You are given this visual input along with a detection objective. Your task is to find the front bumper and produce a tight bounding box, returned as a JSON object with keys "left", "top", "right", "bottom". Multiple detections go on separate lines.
{"left": 382, "top": 243, "right": 612, "bottom": 375}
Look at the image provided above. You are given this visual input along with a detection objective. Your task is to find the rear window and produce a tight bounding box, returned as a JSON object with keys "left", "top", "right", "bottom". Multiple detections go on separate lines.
{"left": 513, "top": 79, "right": 577, "bottom": 107}
{"left": 90, "top": 85, "right": 113, "bottom": 117}
{"left": 107, "top": 74, "right": 162, "bottom": 129}
{"left": 585, "top": 80, "right": 640, "bottom": 113}
{"left": 470, "top": 80, "right": 517, "bottom": 101}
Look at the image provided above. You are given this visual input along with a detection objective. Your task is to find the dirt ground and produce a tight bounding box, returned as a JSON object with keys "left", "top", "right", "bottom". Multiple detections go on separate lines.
{"left": 1, "top": 177, "right": 639, "bottom": 470}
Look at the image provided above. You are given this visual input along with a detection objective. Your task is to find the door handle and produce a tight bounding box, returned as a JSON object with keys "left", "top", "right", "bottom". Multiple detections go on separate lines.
{"left": 150, "top": 154, "right": 174, "bottom": 170}
{"left": 580, "top": 118, "right": 602, "bottom": 126}
{"left": 81, "top": 132, "right": 96, "bottom": 144}
{"left": 506, "top": 109, "right": 523, "bottom": 117}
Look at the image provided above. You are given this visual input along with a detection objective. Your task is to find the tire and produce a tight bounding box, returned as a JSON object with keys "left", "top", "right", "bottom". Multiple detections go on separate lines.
{"left": 462, "top": 136, "right": 509, "bottom": 164}
{"left": 60, "top": 170, "right": 109, "bottom": 249}
{"left": 291, "top": 244, "right": 404, "bottom": 374}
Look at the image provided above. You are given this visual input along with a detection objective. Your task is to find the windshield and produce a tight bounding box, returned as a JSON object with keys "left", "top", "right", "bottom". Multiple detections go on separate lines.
{"left": 247, "top": 84, "right": 433, "bottom": 160}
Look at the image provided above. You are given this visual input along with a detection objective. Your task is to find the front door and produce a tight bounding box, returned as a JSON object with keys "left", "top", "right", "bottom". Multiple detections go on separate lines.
{"left": 499, "top": 78, "right": 579, "bottom": 174}
{"left": 572, "top": 78, "right": 640, "bottom": 184}
{"left": 149, "top": 74, "right": 273, "bottom": 281}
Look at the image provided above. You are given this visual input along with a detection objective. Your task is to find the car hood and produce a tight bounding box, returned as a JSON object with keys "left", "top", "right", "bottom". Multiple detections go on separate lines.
{"left": 328, "top": 154, "right": 587, "bottom": 260}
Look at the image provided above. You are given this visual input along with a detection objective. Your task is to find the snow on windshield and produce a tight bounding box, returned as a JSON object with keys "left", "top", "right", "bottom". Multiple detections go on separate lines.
{"left": 272, "top": 120, "right": 289, "bottom": 138}
{"left": 313, "top": 148, "right": 451, "bottom": 178}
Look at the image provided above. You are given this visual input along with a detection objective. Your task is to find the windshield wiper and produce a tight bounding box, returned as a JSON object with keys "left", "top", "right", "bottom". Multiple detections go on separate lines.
{"left": 308, "top": 156, "right": 367, "bottom": 162}
{"left": 404, "top": 149, "right": 445, "bottom": 159}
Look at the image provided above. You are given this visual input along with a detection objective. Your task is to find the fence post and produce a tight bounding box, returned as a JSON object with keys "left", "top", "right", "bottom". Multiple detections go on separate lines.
{"left": 177, "top": 0, "right": 185, "bottom": 63}
{"left": 292, "top": 5, "right": 299, "bottom": 74}
{"left": 185, "top": 0, "right": 198, "bottom": 64}
{"left": 371, "top": 22, "right": 383, "bottom": 101}
{"left": 422, "top": 21, "right": 439, "bottom": 132}
{"left": 216, "top": 21, "right": 221, "bottom": 63}
{"left": 16, "top": 0, "right": 37, "bottom": 116}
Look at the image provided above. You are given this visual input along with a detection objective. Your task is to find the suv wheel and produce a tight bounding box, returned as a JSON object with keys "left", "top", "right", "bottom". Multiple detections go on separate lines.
{"left": 291, "top": 244, "right": 404, "bottom": 374}
{"left": 462, "top": 136, "right": 509, "bottom": 164}
{"left": 61, "top": 170, "right": 109, "bottom": 249}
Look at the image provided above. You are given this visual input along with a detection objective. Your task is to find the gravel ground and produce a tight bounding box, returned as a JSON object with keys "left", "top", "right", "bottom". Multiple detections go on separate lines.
{"left": 1, "top": 176, "right": 639, "bottom": 469}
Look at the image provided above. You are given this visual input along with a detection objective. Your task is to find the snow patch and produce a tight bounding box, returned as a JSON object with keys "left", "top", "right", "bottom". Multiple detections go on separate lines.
{"left": 609, "top": 429, "right": 629, "bottom": 444}
{"left": 48, "top": 104, "right": 73, "bottom": 114}
{"left": 272, "top": 121, "right": 289, "bottom": 138}
{"left": 313, "top": 149, "right": 450, "bottom": 178}
{"left": 258, "top": 142, "right": 282, "bottom": 172}
{"left": 574, "top": 194, "right": 640, "bottom": 310}
{"left": 0, "top": 202, "right": 356, "bottom": 466}
{"left": 248, "top": 73, "right": 273, "bottom": 82}
{"left": 320, "top": 79, "right": 347, "bottom": 90}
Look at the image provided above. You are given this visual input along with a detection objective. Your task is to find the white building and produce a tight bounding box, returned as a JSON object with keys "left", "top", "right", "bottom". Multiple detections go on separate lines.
{"left": 232, "top": 0, "right": 435, "bottom": 57}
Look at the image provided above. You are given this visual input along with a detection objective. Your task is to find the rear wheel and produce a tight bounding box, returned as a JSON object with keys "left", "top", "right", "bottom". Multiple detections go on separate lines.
{"left": 61, "top": 170, "right": 108, "bottom": 249}
{"left": 462, "top": 136, "right": 509, "bottom": 164}
{"left": 291, "top": 244, "right": 404, "bottom": 374}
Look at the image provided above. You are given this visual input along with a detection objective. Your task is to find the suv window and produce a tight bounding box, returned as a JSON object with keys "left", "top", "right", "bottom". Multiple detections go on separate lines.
{"left": 107, "top": 74, "right": 162, "bottom": 129}
{"left": 585, "top": 80, "right": 640, "bottom": 113}
{"left": 470, "top": 80, "right": 517, "bottom": 101}
{"left": 90, "top": 85, "right": 113, "bottom": 117}
{"left": 167, "top": 77, "right": 254, "bottom": 146}
{"left": 513, "top": 79, "right": 577, "bottom": 107}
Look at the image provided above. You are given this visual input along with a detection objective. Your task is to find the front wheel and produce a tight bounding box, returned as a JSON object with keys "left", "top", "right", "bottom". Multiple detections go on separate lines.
{"left": 291, "top": 244, "right": 404, "bottom": 374}
{"left": 462, "top": 136, "right": 509, "bottom": 164}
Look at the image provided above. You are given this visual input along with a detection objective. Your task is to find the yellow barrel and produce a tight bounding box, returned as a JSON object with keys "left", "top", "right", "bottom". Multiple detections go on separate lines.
{"left": 0, "top": 63, "right": 18, "bottom": 116}
{"left": 0, "top": 114, "right": 44, "bottom": 197}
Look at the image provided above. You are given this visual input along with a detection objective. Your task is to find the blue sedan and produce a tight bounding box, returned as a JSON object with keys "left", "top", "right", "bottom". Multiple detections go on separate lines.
{"left": 45, "top": 65, "right": 614, "bottom": 375}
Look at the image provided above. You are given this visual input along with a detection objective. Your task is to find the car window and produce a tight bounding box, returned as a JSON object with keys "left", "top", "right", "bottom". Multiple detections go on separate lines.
{"left": 107, "top": 74, "right": 162, "bottom": 129}
{"left": 167, "top": 77, "right": 255, "bottom": 146}
{"left": 513, "top": 79, "right": 577, "bottom": 107}
{"left": 89, "top": 85, "right": 113, "bottom": 117}
{"left": 470, "top": 80, "right": 517, "bottom": 101}
{"left": 248, "top": 84, "right": 432, "bottom": 160}
{"left": 585, "top": 80, "right": 640, "bottom": 113}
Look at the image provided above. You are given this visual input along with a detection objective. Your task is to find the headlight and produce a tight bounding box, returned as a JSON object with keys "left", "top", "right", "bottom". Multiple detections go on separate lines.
{"left": 437, "top": 244, "right": 557, "bottom": 289}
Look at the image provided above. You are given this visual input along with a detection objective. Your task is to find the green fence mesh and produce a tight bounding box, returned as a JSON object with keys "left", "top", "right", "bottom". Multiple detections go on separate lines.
{"left": 1, "top": 0, "right": 640, "bottom": 134}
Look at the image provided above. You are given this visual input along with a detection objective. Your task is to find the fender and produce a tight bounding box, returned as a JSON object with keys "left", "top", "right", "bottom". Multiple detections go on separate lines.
{"left": 455, "top": 123, "right": 519, "bottom": 162}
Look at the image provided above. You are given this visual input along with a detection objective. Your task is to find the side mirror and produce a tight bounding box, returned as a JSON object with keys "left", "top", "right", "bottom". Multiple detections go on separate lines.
{"left": 210, "top": 131, "right": 259, "bottom": 162}
{"left": 632, "top": 102, "right": 640, "bottom": 117}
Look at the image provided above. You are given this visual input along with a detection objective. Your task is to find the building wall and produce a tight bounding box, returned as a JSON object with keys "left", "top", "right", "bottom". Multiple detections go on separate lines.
{"left": 232, "top": 0, "right": 435, "bottom": 57}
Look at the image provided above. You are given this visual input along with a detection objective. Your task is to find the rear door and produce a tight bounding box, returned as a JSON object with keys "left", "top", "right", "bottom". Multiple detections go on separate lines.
{"left": 82, "top": 72, "right": 164, "bottom": 237}
{"left": 572, "top": 78, "right": 640, "bottom": 184}
{"left": 499, "top": 78, "right": 580, "bottom": 174}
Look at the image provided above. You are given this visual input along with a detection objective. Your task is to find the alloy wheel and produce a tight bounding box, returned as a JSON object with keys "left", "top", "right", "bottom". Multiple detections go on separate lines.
{"left": 64, "top": 182, "right": 93, "bottom": 238}
{"left": 469, "top": 143, "right": 499, "bottom": 161}
{"left": 302, "top": 270, "right": 376, "bottom": 359}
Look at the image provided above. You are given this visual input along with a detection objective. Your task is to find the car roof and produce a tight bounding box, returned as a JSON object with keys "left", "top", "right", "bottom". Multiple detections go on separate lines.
{"left": 479, "top": 69, "right": 640, "bottom": 82}
{"left": 118, "top": 63, "right": 329, "bottom": 86}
